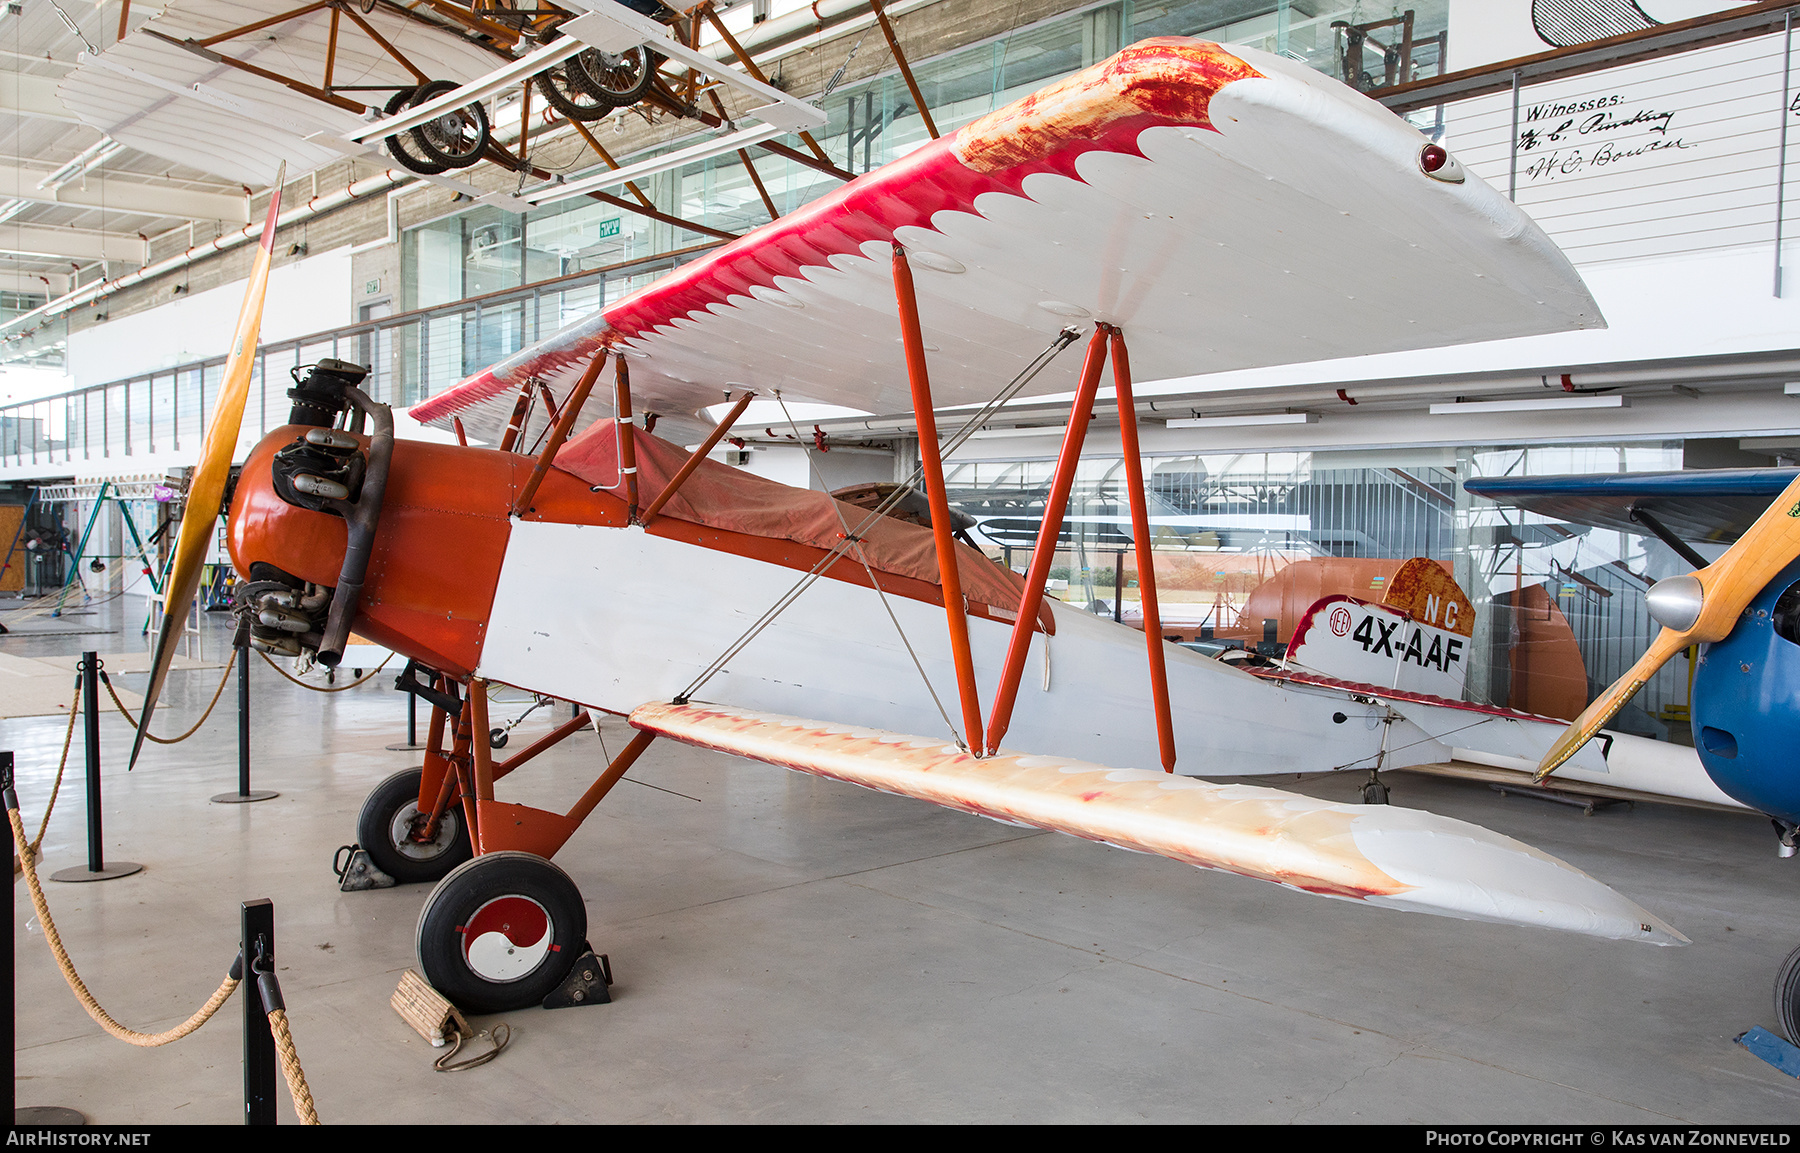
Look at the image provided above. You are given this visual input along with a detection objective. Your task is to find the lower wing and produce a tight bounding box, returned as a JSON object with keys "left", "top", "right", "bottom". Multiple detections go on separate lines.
{"left": 631, "top": 701, "right": 1685, "bottom": 946}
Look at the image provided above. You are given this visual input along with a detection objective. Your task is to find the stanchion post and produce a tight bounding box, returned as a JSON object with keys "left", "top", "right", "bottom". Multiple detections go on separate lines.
{"left": 82, "top": 652, "right": 101, "bottom": 872}
{"left": 214, "top": 625, "right": 276, "bottom": 803}
{"left": 385, "top": 661, "right": 427, "bottom": 752}
{"left": 52, "top": 655, "right": 141, "bottom": 882}
{"left": 242, "top": 898, "right": 277, "bottom": 1126}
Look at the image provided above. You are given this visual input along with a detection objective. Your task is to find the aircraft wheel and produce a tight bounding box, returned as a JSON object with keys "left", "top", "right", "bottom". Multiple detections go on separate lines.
{"left": 489, "top": 728, "right": 508, "bottom": 749}
{"left": 1776, "top": 943, "right": 1800, "bottom": 1043}
{"left": 356, "top": 769, "right": 472, "bottom": 884}
{"left": 382, "top": 86, "right": 449, "bottom": 175}
{"left": 571, "top": 45, "right": 659, "bottom": 108}
{"left": 1361, "top": 779, "right": 1389, "bottom": 805}
{"left": 535, "top": 64, "right": 613, "bottom": 121}
{"left": 407, "top": 80, "right": 491, "bottom": 170}
{"left": 417, "top": 852, "right": 586, "bottom": 1014}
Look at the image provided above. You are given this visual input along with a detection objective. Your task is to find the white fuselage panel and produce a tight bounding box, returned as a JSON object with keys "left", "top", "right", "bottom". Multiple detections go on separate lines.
{"left": 477, "top": 522, "right": 1389, "bottom": 775}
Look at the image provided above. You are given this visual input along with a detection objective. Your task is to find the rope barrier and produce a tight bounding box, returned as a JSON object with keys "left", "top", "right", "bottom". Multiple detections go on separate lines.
{"left": 9, "top": 803, "right": 323, "bottom": 1122}
{"left": 268, "top": 1009, "right": 321, "bottom": 1124}
{"left": 9, "top": 805, "right": 239, "bottom": 1046}
{"left": 100, "top": 651, "right": 237, "bottom": 744}
{"left": 256, "top": 650, "right": 394, "bottom": 692}
{"left": 12, "top": 675, "right": 81, "bottom": 878}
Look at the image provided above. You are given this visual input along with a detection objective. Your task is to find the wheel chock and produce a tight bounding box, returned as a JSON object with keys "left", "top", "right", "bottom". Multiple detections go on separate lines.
{"left": 543, "top": 948, "right": 612, "bottom": 1010}
{"left": 334, "top": 844, "right": 397, "bottom": 891}
{"left": 1737, "top": 1027, "right": 1800, "bottom": 1078}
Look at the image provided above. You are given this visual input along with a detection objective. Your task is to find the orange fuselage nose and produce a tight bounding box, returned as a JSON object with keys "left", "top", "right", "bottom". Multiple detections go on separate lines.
{"left": 229, "top": 427, "right": 542, "bottom": 676}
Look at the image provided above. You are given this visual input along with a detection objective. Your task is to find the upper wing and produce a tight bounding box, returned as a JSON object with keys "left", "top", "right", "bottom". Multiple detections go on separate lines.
{"left": 1466, "top": 469, "right": 1800, "bottom": 545}
{"left": 411, "top": 37, "right": 1602, "bottom": 443}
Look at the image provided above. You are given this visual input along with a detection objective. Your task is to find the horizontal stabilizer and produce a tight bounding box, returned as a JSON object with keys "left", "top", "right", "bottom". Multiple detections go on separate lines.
{"left": 630, "top": 702, "right": 1685, "bottom": 946}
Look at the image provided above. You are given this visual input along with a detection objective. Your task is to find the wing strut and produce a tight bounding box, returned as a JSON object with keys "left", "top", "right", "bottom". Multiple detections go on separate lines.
{"left": 1108, "top": 328, "right": 1177, "bottom": 772}
{"left": 511, "top": 350, "right": 607, "bottom": 518}
{"left": 893, "top": 242, "right": 984, "bottom": 755}
{"left": 982, "top": 325, "right": 1178, "bottom": 768}
{"left": 985, "top": 326, "right": 1110, "bottom": 755}
{"left": 639, "top": 390, "right": 756, "bottom": 527}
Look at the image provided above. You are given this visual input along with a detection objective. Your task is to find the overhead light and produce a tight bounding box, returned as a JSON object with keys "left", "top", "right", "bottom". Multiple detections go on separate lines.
{"left": 967, "top": 425, "right": 1071, "bottom": 440}
{"left": 1429, "top": 395, "right": 1627, "bottom": 414}
{"left": 1164, "top": 412, "right": 1319, "bottom": 428}
{"left": 1785, "top": 382, "right": 1799, "bottom": 396}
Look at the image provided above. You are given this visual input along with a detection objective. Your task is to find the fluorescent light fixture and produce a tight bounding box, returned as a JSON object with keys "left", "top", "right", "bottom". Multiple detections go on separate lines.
{"left": 1164, "top": 412, "right": 1320, "bottom": 428}
{"left": 1784, "top": 382, "right": 1799, "bottom": 396}
{"left": 966, "top": 425, "right": 1070, "bottom": 440}
{"left": 1429, "top": 395, "right": 1628, "bottom": 414}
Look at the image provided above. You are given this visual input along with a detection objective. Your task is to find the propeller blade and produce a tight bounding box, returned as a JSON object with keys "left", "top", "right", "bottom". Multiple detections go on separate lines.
{"left": 1536, "top": 472, "right": 1800, "bottom": 781}
{"left": 131, "top": 165, "right": 285, "bottom": 769}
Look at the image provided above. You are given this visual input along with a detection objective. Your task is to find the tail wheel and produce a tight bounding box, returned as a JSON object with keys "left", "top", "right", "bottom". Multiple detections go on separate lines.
{"left": 1776, "top": 943, "right": 1800, "bottom": 1043}
{"left": 535, "top": 64, "right": 613, "bottom": 121}
{"left": 355, "top": 768, "right": 472, "bottom": 884}
{"left": 571, "top": 45, "right": 659, "bottom": 108}
{"left": 382, "top": 86, "right": 448, "bottom": 175}
{"left": 417, "top": 852, "right": 586, "bottom": 1014}
{"left": 406, "top": 79, "right": 491, "bottom": 170}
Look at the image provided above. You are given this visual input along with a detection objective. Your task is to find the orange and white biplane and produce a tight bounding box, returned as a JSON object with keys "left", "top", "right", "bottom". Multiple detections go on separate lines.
{"left": 140, "top": 38, "right": 1700, "bottom": 1014}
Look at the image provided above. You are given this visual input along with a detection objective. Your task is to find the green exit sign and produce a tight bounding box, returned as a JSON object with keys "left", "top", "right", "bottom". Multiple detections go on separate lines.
{"left": 595, "top": 218, "right": 621, "bottom": 240}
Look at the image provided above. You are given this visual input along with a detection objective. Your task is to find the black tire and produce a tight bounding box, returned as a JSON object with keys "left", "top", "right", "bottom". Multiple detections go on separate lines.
{"left": 535, "top": 65, "right": 613, "bottom": 121}
{"left": 417, "top": 852, "right": 586, "bottom": 1014}
{"left": 571, "top": 45, "right": 658, "bottom": 108}
{"left": 1776, "top": 943, "right": 1800, "bottom": 1043}
{"left": 356, "top": 768, "right": 472, "bottom": 884}
{"left": 407, "top": 79, "right": 491, "bottom": 170}
{"left": 383, "top": 86, "right": 449, "bottom": 175}
{"left": 489, "top": 728, "right": 508, "bottom": 749}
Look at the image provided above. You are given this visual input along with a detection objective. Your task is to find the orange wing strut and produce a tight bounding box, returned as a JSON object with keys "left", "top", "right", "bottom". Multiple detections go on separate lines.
{"left": 614, "top": 356, "right": 641, "bottom": 516}
{"left": 638, "top": 390, "right": 755, "bottom": 527}
{"left": 512, "top": 351, "right": 608, "bottom": 517}
{"left": 985, "top": 325, "right": 1110, "bottom": 756}
{"left": 497, "top": 378, "right": 534, "bottom": 453}
{"left": 893, "top": 243, "right": 984, "bottom": 755}
{"left": 1109, "top": 328, "right": 1176, "bottom": 772}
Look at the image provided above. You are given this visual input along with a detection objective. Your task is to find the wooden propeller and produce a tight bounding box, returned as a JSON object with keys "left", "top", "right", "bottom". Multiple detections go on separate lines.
{"left": 130, "top": 166, "right": 285, "bottom": 769}
{"left": 1535, "top": 471, "right": 1800, "bottom": 782}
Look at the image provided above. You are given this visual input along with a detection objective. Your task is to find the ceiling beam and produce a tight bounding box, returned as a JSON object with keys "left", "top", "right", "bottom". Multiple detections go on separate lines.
{"left": 0, "top": 224, "right": 147, "bottom": 263}
{"left": 0, "top": 164, "right": 249, "bottom": 223}
{"left": 0, "top": 72, "right": 84, "bottom": 125}
{"left": 0, "top": 269, "right": 71, "bottom": 297}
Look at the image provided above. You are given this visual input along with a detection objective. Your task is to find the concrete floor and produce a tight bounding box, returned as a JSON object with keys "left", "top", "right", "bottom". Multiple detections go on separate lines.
{"left": 9, "top": 593, "right": 1800, "bottom": 1125}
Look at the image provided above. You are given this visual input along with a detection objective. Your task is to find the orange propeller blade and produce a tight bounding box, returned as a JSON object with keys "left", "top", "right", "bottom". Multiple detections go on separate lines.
{"left": 131, "top": 165, "right": 285, "bottom": 769}
{"left": 1535, "top": 471, "right": 1800, "bottom": 781}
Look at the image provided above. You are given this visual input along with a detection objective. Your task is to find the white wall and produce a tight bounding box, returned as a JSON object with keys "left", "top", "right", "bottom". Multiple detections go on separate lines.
{"left": 65, "top": 247, "right": 353, "bottom": 389}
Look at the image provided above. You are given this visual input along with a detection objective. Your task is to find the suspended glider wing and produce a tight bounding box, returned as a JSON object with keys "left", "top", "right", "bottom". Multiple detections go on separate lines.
{"left": 630, "top": 702, "right": 1683, "bottom": 945}
{"left": 1466, "top": 470, "right": 1800, "bottom": 546}
{"left": 412, "top": 37, "right": 1601, "bottom": 443}
{"left": 56, "top": 0, "right": 501, "bottom": 186}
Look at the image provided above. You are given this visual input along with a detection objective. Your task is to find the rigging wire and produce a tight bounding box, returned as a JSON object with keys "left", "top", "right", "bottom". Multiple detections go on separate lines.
{"left": 774, "top": 389, "right": 963, "bottom": 748}
{"left": 674, "top": 325, "right": 1081, "bottom": 706}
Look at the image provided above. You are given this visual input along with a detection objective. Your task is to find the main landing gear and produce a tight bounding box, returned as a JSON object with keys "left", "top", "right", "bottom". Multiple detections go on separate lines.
{"left": 356, "top": 768, "right": 472, "bottom": 884}
{"left": 416, "top": 852, "right": 588, "bottom": 1015}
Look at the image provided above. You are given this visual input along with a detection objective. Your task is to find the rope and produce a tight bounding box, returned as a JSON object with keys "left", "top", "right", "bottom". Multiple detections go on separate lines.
{"left": 11, "top": 675, "right": 81, "bottom": 878}
{"left": 434, "top": 1022, "right": 511, "bottom": 1072}
{"left": 268, "top": 1009, "right": 322, "bottom": 1124}
{"left": 257, "top": 650, "right": 395, "bottom": 693}
{"left": 101, "top": 651, "right": 237, "bottom": 744}
{"left": 9, "top": 805, "right": 239, "bottom": 1046}
{"left": 12, "top": 802, "right": 324, "bottom": 1121}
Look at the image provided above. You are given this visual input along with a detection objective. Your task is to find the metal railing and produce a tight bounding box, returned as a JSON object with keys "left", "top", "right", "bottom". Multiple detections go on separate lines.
{"left": 0, "top": 246, "right": 716, "bottom": 475}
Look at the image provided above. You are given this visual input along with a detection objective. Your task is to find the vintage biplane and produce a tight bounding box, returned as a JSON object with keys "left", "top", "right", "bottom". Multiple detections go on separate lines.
{"left": 137, "top": 37, "right": 1730, "bottom": 1017}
